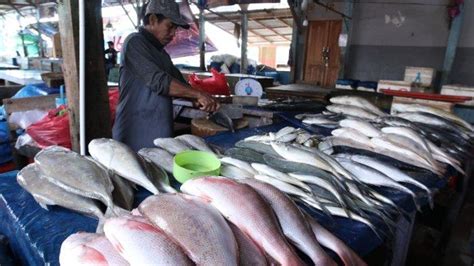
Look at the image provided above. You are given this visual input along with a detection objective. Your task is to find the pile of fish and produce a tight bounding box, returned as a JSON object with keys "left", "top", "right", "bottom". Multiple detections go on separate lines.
{"left": 17, "top": 138, "right": 176, "bottom": 230}
{"left": 298, "top": 96, "right": 471, "bottom": 176}
{"left": 60, "top": 177, "right": 366, "bottom": 266}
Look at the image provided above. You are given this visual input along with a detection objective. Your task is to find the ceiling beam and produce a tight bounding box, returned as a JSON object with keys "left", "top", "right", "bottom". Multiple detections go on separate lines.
{"left": 251, "top": 18, "right": 290, "bottom": 41}
{"left": 204, "top": 8, "right": 292, "bottom": 23}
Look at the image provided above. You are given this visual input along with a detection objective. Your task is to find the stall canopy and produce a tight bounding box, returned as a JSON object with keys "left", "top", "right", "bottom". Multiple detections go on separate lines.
{"left": 201, "top": 0, "right": 280, "bottom": 8}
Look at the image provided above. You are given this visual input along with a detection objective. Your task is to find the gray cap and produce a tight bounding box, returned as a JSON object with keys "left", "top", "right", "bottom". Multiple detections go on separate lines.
{"left": 146, "top": 0, "right": 190, "bottom": 29}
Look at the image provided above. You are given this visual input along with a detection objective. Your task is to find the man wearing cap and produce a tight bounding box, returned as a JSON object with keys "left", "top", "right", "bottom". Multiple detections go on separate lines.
{"left": 113, "top": 0, "right": 219, "bottom": 151}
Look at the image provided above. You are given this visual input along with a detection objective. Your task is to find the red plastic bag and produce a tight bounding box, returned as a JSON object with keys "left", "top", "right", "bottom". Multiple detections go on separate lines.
{"left": 188, "top": 68, "right": 230, "bottom": 96}
{"left": 26, "top": 106, "right": 71, "bottom": 149}
{"left": 26, "top": 90, "right": 121, "bottom": 149}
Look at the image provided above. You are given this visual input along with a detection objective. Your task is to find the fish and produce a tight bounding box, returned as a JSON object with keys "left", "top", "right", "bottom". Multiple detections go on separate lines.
{"left": 381, "top": 127, "right": 432, "bottom": 157}
{"left": 235, "top": 140, "right": 282, "bottom": 158}
{"left": 221, "top": 157, "right": 258, "bottom": 175}
{"left": 110, "top": 174, "right": 135, "bottom": 211}
{"left": 225, "top": 148, "right": 266, "bottom": 164}
{"left": 382, "top": 133, "right": 440, "bottom": 168}
{"left": 138, "top": 193, "right": 238, "bottom": 265}
{"left": 138, "top": 148, "right": 174, "bottom": 174}
{"left": 17, "top": 163, "right": 104, "bottom": 220}
{"left": 89, "top": 138, "right": 159, "bottom": 195}
{"left": 275, "top": 126, "right": 297, "bottom": 139}
{"left": 220, "top": 164, "right": 254, "bottom": 180}
{"left": 391, "top": 103, "right": 474, "bottom": 132}
{"left": 397, "top": 112, "right": 471, "bottom": 140}
{"left": 153, "top": 138, "right": 191, "bottom": 154}
{"left": 331, "top": 128, "right": 373, "bottom": 144}
{"left": 302, "top": 117, "right": 339, "bottom": 126}
{"left": 326, "top": 104, "right": 378, "bottom": 120}
{"left": 424, "top": 141, "right": 465, "bottom": 175}
{"left": 296, "top": 132, "right": 312, "bottom": 144}
{"left": 336, "top": 158, "right": 420, "bottom": 210}
{"left": 339, "top": 119, "right": 381, "bottom": 138}
{"left": 181, "top": 177, "right": 304, "bottom": 265}
{"left": 251, "top": 163, "right": 313, "bottom": 193}
{"left": 298, "top": 196, "right": 379, "bottom": 237}
{"left": 276, "top": 133, "right": 298, "bottom": 143}
{"left": 139, "top": 156, "right": 176, "bottom": 193}
{"left": 228, "top": 223, "right": 267, "bottom": 266}
{"left": 59, "top": 232, "right": 128, "bottom": 266}
{"left": 34, "top": 146, "right": 117, "bottom": 214}
{"left": 370, "top": 137, "right": 442, "bottom": 175}
{"left": 241, "top": 179, "right": 336, "bottom": 266}
{"left": 271, "top": 142, "right": 334, "bottom": 173}
{"left": 103, "top": 215, "right": 193, "bottom": 265}
{"left": 175, "top": 134, "right": 214, "bottom": 153}
{"left": 318, "top": 136, "right": 375, "bottom": 155}
{"left": 330, "top": 95, "right": 385, "bottom": 116}
{"left": 289, "top": 173, "right": 346, "bottom": 208}
{"left": 341, "top": 154, "right": 434, "bottom": 208}
{"left": 304, "top": 214, "right": 367, "bottom": 266}
{"left": 210, "top": 110, "right": 235, "bottom": 132}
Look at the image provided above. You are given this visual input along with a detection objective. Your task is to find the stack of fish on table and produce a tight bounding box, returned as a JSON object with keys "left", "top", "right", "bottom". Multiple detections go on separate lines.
{"left": 17, "top": 135, "right": 365, "bottom": 265}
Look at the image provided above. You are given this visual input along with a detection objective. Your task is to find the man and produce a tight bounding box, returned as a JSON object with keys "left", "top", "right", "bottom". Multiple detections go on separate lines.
{"left": 104, "top": 41, "right": 117, "bottom": 80}
{"left": 113, "top": 0, "right": 219, "bottom": 151}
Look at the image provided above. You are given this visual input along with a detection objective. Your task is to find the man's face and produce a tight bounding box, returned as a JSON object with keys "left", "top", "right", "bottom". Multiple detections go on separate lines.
{"left": 149, "top": 15, "right": 178, "bottom": 46}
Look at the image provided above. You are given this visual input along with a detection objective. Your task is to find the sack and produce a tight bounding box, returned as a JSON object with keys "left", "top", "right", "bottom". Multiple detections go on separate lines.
{"left": 188, "top": 69, "right": 230, "bottom": 96}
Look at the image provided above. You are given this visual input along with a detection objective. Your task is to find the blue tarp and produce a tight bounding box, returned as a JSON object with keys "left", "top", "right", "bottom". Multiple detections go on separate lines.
{"left": 0, "top": 118, "right": 450, "bottom": 265}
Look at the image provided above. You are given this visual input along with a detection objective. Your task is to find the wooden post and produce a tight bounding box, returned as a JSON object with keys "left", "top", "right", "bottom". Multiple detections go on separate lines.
{"left": 83, "top": 0, "right": 111, "bottom": 146}
{"left": 57, "top": 0, "right": 80, "bottom": 151}
{"left": 57, "top": 0, "right": 111, "bottom": 153}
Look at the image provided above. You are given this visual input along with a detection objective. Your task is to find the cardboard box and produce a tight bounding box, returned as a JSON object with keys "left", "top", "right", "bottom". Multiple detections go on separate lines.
{"left": 404, "top": 67, "right": 435, "bottom": 87}
{"left": 377, "top": 80, "right": 412, "bottom": 92}
{"left": 441, "top": 84, "right": 474, "bottom": 106}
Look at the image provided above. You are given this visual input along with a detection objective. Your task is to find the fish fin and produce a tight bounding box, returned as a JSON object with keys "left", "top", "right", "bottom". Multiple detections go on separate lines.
{"left": 38, "top": 201, "right": 50, "bottom": 211}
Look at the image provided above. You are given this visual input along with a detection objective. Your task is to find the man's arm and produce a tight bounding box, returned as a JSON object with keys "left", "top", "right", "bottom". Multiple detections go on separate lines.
{"left": 168, "top": 79, "right": 219, "bottom": 112}
{"left": 124, "top": 36, "right": 219, "bottom": 112}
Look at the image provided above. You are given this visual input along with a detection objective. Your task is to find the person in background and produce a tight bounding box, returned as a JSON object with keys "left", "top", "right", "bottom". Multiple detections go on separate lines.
{"left": 113, "top": 0, "right": 219, "bottom": 151}
{"left": 104, "top": 41, "right": 118, "bottom": 80}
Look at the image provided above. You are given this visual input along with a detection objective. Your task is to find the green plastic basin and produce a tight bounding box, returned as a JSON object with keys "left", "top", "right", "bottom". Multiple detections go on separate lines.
{"left": 173, "top": 150, "right": 221, "bottom": 184}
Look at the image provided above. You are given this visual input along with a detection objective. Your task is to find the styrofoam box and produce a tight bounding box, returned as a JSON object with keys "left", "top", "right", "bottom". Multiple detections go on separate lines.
{"left": 404, "top": 67, "right": 435, "bottom": 87}
{"left": 377, "top": 80, "right": 412, "bottom": 92}
{"left": 441, "top": 84, "right": 474, "bottom": 106}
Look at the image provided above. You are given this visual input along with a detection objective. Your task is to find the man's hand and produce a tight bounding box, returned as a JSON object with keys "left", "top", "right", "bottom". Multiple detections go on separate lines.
{"left": 196, "top": 91, "right": 220, "bottom": 112}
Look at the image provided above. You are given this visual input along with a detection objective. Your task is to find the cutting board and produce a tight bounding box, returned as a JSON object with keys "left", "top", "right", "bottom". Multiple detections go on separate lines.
{"left": 191, "top": 118, "right": 249, "bottom": 137}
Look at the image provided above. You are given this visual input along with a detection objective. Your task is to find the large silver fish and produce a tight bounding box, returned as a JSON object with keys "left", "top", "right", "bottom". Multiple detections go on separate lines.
{"left": 241, "top": 179, "right": 336, "bottom": 266}
{"left": 271, "top": 142, "right": 334, "bottom": 173}
{"left": 138, "top": 148, "right": 174, "bottom": 174}
{"left": 89, "top": 138, "right": 159, "bottom": 195}
{"left": 34, "top": 146, "right": 117, "bottom": 214}
{"left": 104, "top": 215, "right": 193, "bottom": 265}
{"left": 339, "top": 119, "right": 381, "bottom": 138}
{"left": 251, "top": 163, "right": 313, "bottom": 193}
{"left": 175, "top": 134, "right": 214, "bottom": 153}
{"left": 331, "top": 128, "right": 373, "bottom": 144}
{"left": 17, "top": 163, "right": 104, "bottom": 220}
{"left": 138, "top": 193, "right": 238, "bottom": 265}
{"left": 341, "top": 154, "right": 434, "bottom": 208}
{"left": 330, "top": 95, "right": 385, "bottom": 116}
{"left": 326, "top": 104, "right": 378, "bottom": 120}
{"left": 109, "top": 173, "right": 135, "bottom": 211}
{"left": 153, "top": 137, "right": 191, "bottom": 154}
{"left": 220, "top": 164, "right": 255, "bottom": 180}
{"left": 181, "top": 177, "right": 304, "bottom": 266}
{"left": 391, "top": 103, "right": 474, "bottom": 132}
{"left": 221, "top": 157, "right": 258, "bottom": 175}
{"left": 139, "top": 156, "right": 176, "bottom": 193}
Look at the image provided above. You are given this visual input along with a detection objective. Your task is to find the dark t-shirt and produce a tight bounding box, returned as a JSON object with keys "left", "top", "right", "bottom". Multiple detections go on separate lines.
{"left": 104, "top": 48, "right": 117, "bottom": 65}
{"left": 112, "top": 27, "right": 188, "bottom": 152}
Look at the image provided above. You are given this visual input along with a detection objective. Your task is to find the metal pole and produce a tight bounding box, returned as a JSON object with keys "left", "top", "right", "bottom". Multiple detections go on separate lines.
{"left": 440, "top": 3, "right": 465, "bottom": 88}
{"left": 339, "top": 0, "right": 354, "bottom": 79}
{"left": 240, "top": 11, "right": 248, "bottom": 74}
{"left": 199, "top": 7, "right": 206, "bottom": 71}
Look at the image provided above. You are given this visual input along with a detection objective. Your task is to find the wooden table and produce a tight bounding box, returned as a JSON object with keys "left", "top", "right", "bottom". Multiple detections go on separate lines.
{"left": 0, "top": 70, "right": 45, "bottom": 85}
